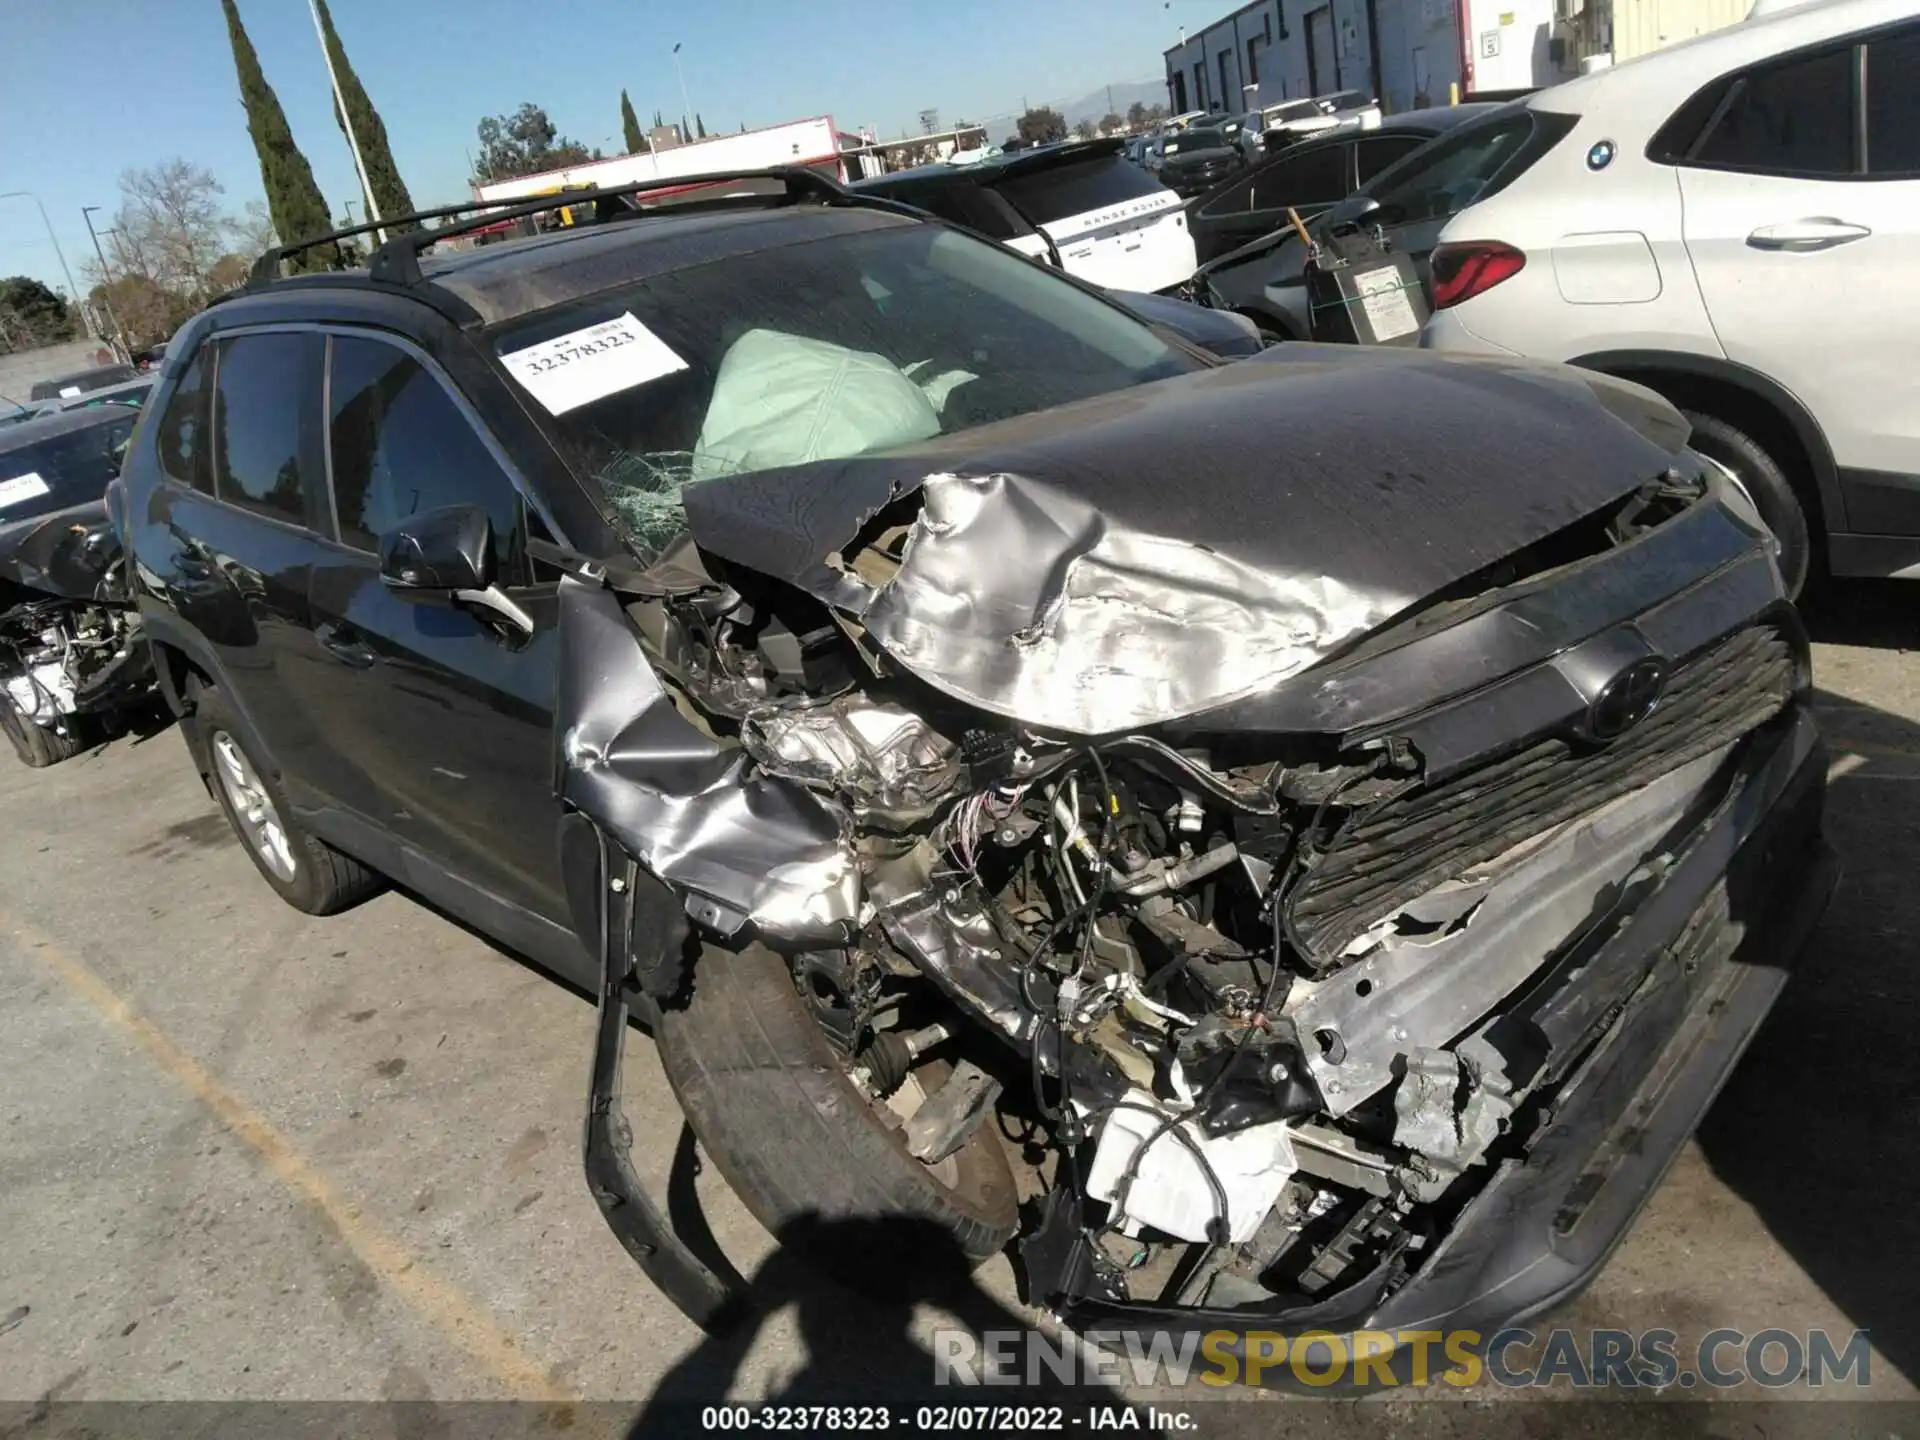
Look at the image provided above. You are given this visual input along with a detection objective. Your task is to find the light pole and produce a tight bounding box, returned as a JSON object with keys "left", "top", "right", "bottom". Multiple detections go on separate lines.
{"left": 343, "top": 199, "right": 359, "bottom": 226}
{"left": 79, "top": 206, "right": 131, "bottom": 361}
{"left": 307, "top": 0, "right": 385, "bottom": 244}
{"left": 672, "top": 43, "right": 694, "bottom": 140}
{"left": 0, "top": 191, "right": 91, "bottom": 340}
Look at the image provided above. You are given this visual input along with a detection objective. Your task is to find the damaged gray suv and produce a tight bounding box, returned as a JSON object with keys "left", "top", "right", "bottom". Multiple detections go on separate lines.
{"left": 119, "top": 171, "right": 1835, "bottom": 1366}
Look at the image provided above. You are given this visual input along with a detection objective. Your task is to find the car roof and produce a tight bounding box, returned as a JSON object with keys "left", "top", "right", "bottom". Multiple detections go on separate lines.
{"left": 1525, "top": 0, "right": 1908, "bottom": 113}
{"left": 28, "top": 364, "right": 137, "bottom": 399}
{"left": 857, "top": 137, "right": 1127, "bottom": 190}
{"left": 225, "top": 202, "right": 921, "bottom": 330}
{"left": 55, "top": 377, "right": 152, "bottom": 409}
{"left": 1246, "top": 101, "right": 1498, "bottom": 161}
{"left": 0, "top": 402, "right": 135, "bottom": 456}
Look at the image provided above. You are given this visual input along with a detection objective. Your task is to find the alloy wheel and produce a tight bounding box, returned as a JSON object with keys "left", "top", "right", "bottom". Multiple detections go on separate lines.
{"left": 211, "top": 731, "right": 297, "bottom": 882}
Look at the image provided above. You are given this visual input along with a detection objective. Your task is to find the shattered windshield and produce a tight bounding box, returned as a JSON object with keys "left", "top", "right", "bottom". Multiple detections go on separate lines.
{"left": 490, "top": 222, "right": 1195, "bottom": 558}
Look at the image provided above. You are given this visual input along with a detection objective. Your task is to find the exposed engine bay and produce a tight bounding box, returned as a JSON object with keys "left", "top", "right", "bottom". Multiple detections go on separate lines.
{"left": 0, "top": 513, "right": 151, "bottom": 763}
{"left": 558, "top": 399, "right": 1803, "bottom": 1326}
{"left": 1, "top": 594, "right": 140, "bottom": 726}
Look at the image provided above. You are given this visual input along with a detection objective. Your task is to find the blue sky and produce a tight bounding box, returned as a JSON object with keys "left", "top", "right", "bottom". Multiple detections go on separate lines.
{"left": 0, "top": 0, "right": 1189, "bottom": 296}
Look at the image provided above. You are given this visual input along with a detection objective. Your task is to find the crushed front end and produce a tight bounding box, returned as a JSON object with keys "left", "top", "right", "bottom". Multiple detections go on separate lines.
{"left": 553, "top": 353, "right": 1833, "bottom": 1353}
{"left": 0, "top": 506, "right": 152, "bottom": 764}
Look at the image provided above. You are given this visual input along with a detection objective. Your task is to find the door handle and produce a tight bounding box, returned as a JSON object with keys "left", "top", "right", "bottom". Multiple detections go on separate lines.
{"left": 315, "top": 621, "right": 378, "bottom": 670}
{"left": 1745, "top": 218, "right": 1872, "bottom": 252}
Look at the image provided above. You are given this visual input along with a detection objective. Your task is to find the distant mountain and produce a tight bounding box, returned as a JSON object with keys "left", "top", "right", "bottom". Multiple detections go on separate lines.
{"left": 1058, "top": 80, "right": 1167, "bottom": 128}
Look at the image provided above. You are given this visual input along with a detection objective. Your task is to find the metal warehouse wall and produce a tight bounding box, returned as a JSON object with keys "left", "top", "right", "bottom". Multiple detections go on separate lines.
{"left": 1164, "top": 0, "right": 1463, "bottom": 117}
{"left": 1612, "top": 0, "right": 1752, "bottom": 61}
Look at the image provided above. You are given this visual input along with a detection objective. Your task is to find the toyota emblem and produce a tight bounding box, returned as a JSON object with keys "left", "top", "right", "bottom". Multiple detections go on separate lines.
{"left": 1587, "top": 657, "right": 1668, "bottom": 740}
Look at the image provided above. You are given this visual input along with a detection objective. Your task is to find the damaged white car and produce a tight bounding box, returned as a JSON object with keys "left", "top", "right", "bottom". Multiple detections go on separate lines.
{"left": 123, "top": 174, "right": 1835, "bottom": 1369}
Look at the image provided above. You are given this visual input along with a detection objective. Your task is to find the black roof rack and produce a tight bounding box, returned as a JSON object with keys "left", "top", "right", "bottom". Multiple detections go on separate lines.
{"left": 244, "top": 166, "right": 859, "bottom": 294}
{"left": 245, "top": 195, "right": 533, "bottom": 286}
{"left": 364, "top": 166, "right": 854, "bottom": 286}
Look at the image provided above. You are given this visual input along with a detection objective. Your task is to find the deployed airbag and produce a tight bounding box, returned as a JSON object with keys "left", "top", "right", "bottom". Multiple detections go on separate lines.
{"left": 692, "top": 329, "right": 941, "bottom": 481}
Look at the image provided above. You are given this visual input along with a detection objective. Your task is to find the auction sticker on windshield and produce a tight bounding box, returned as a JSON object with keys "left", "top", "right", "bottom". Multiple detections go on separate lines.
{"left": 0, "top": 472, "right": 51, "bottom": 510}
{"left": 501, "top": 312, "right": 688, "bottom": 415}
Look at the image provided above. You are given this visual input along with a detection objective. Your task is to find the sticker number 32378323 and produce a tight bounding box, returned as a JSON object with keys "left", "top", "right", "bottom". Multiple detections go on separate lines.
{"left": 500, "top": 312, "right": 689, "bottom": 415}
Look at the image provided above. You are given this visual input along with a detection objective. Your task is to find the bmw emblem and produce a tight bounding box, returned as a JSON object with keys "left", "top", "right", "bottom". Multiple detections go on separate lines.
{"left": 1587, "top": 139, "right": 1616, "bottom": 171}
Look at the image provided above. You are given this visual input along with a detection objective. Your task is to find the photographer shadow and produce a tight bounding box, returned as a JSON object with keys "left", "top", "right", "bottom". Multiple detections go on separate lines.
{"left": 626, "top": 1212, "right": 1122, "bottom": 1437}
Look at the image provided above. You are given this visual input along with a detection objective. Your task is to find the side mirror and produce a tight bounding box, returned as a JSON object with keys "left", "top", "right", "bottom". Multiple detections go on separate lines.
{"left": 379, "top": 503, "right": 493, "bottom": 593}
{"left": 378, "top": 503, "right": 534, "bottom": 636}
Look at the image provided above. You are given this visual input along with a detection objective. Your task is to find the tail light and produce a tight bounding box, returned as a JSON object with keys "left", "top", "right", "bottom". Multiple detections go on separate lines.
{"left": 1429, "top": 241, "right": 1526, "bottom": 310}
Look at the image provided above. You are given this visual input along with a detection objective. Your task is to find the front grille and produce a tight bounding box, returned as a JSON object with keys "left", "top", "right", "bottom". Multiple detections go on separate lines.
{"left": 1290, "top": 625, "right": 1797, "bottom": 963}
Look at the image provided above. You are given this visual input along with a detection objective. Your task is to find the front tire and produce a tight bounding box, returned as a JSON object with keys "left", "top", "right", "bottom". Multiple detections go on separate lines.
{"left": 656, "top": 944, "right": 1019, "bottom": 1277}
{"left": 186, "top": 676, "right": 382, "bottom": 915}
{"left": 1682, "top": 409, "right": 1812, "bottom": 600}
{"left": 0, "top": 692, "right": 85, "bottom": 768}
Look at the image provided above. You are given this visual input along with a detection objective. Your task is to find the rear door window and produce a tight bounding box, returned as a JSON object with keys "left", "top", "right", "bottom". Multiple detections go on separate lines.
{"left": 1688, "top": 45, "right": 1856, "bottom": 176}
{"left": 1867, "top": 25, "right": 1920, "bottom": 175}
{"left": 327, "top": 335, "right": 530, "bottom": 582}
{"left": 211, "top": 332, "right": 325, "bottom": 528}
{"left": 876, "top": 180, "right": 1037, "bottom": 242}
{"left": 994, "top": 154, "right": 1172, "bottom": 225}
{"left": 1356, "top": 133, "right": 1428, "bottom": 185}
{"left": 156, "top": 343, "right": 216, "bottom": 494}
{"left": 1249, "top": 142, "right": 1352, "bottom": 209}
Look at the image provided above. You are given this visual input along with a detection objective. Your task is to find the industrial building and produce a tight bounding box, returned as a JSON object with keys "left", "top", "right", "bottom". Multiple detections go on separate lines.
{"left": 1162, "top": 0, "right": 1465, "bottom": 120}
{"left": 1161, "top": 0, "right": 1755, "bottom": 118}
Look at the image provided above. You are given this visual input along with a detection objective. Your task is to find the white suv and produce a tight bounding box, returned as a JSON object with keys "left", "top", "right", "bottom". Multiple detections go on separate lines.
{"left": 1421, "top": 0, "right": 1920, "bottom": 596}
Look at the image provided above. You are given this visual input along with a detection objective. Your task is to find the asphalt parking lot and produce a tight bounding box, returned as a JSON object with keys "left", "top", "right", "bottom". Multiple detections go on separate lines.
{"left": 2, "top": 582, "right": 1917, "bottom": 1437}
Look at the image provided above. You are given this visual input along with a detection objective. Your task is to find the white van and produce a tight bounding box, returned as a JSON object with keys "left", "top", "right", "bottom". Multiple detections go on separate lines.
{"left": 855, "top": 140, "right": 1199, "bottom": 295}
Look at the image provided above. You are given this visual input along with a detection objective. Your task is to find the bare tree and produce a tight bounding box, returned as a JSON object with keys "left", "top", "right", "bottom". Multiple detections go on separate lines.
{"left": 235, "top": 199, "right": 278, "bottom": 258}
{"left": 111, "top": 160, "right": 232, "bottom": 304}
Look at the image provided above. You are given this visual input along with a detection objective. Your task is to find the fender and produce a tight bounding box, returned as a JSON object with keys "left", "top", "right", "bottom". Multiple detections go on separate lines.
{"left": 139, "top": 610, "right": 284, "bottom": 791}
{"left": 1568, "top": 349, "right": 1845, "bottom": 536}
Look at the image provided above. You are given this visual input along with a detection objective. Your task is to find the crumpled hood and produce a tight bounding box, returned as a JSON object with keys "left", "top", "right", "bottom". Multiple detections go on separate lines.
{"left": 683, "top": 346, "right": 1681, "bottom": 735}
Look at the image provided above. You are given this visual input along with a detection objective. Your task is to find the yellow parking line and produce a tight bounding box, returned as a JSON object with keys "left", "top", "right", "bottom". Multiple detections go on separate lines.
{"left": 10, "top": 914, "right": 570, "bottom": 1403}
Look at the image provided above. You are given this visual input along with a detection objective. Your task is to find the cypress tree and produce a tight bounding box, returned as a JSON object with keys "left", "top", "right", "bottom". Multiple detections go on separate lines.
{"left": 313, "top": 0, "right": 417, "bottom": 233}
{"left": 621, "top": 90, "right": 645, "bottom": 154}
{"left": 221, "top": 0, "right": 335, "bottom": 271}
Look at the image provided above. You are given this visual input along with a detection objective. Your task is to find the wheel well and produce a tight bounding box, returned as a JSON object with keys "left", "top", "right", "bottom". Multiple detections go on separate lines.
{"left": 152, "top": 641, "right": 212, "bottom": 719}
{"left": 1597, "top": 366, "right": 1828, "bottom": 539}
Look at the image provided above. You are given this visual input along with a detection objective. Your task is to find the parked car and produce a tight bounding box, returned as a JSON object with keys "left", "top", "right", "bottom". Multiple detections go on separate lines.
{"left": 1214, "top": 111, "right": 1255, "bottom": 155}
{"left": 27, "top": 363, "right": 139, "bottom": 403}
{"left": 1104, "top": 289, "right": 1265, "bottom": 357}
{"left": 52, "top": 377, "right": 154, "bottom": 414}
{"left": 856, "top": 138, "right": 1197, "bottom": 294}
{"left": 1148, "top": 126, "right": 1245, "bottom": 196}
{"left": 0, "top": 406, "right": 152, "bottom": 766}
{"left": 1259, "top": 89, "right": 1383, "bottom": 150}
{"left": 1186, "top": 107, "right": 1488, "bottom": 267}
{"left": 0, "top": 397, "right": 57, "bottom": 430}
{"left": 1422, "top": 0, "right": 1917, "bottom": 599}
{"left": 1195, "top": 101, "right": 1557, "bottom": 339}
{"left": 121, "top": 173, "right": 1831, "bottom": 1363}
